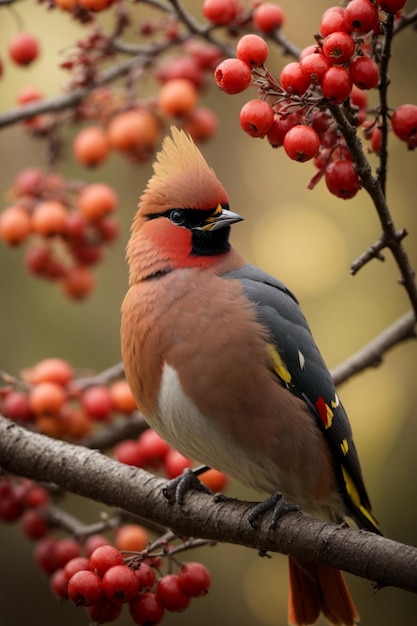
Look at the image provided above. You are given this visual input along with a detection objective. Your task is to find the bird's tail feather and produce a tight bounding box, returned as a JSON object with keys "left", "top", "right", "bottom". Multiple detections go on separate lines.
{"left": 288, "top": 556, "right": 359, "bottom": 626}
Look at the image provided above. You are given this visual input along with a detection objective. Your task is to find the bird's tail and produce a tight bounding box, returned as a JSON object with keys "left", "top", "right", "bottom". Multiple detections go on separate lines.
{"left": 288, "top": 556, "right": 359, "bottom": 626}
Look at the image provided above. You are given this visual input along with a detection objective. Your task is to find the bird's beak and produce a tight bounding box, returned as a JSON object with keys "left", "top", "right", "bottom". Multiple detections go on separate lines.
{"left": 199, "top": 204, "right": 244, "bottom": 231}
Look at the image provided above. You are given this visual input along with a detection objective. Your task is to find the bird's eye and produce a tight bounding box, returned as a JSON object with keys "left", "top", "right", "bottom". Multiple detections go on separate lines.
{"left": 170, "top": 210, "right": 185, "bottom": 225}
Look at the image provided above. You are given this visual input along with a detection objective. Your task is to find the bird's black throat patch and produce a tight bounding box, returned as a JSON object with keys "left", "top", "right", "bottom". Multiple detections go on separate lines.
{"left": 191, "top": 226, "right": 231, "bottom": 257}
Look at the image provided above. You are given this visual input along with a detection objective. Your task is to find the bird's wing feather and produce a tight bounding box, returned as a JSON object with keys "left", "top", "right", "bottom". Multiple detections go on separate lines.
{"left": 223, "top": 264, "right": 380, "bottom": 533}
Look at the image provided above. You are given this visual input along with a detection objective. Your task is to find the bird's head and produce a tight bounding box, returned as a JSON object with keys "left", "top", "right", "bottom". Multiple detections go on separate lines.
{"left": 127, "top": 127, "right": 243, "bottom": 282}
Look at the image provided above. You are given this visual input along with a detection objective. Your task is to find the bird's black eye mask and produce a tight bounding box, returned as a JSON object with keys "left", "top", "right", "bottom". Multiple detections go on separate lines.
{"left": 147, "top": 204, "right": 230, "bottom": 230}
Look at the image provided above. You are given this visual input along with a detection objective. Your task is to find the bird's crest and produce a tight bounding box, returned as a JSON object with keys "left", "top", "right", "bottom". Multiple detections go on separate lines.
{"left": 141, "top": 127, "right": 228, "bottom": 212}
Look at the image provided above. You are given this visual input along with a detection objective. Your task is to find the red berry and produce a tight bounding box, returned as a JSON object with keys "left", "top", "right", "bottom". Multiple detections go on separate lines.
{"left": 178, "top": 562, "right": 211, "bottom": 597}
{"left": 95, "top": 214, "right": 120, "bottom": 242}
{"left": 391, "top": 104, "right": 417, "bottom": 149}
{"left": 344, "top": 0, "right": 379, "bottom": 34}
{"left": 299, "top": 52, "right": 331, "bottom": 85}
{"left": 102, "top": 565, "right": 139, "bottom": 603}
{"left": 54, "top": 537, "right": 82, "bottom": 568}
{"left": 370, "top": 126, "right": 382, "bottom": 153}
{"left": 239, "top": 99, "right": 274, "bottom": 138}
{"left": 320, "top": 7, "right": 350, "bottom": 37}
{"left": 63, "top": 557, "right": 90, "bottom": 581}
{"left": 350, "top": 85, "right": 368, "bottom": 110}
{"left": 84, "top": 535, "right": 110, "bottom": 558}
{"left": 50, "top": 568, "right": 69, "bottom": 599}
{"left": 349, "top": 56, "right": 379, "bottom": 90}
{"left": 325, "top": 159, "right": 360, "bottom": 199}
{"left": 236, "top": 34, "right": 269, "bottom": 68}
{"left": 113, "top": 439, "right": 145, "bottom": 467}
{"left": 164, "top": 449, "right": 193, "bottom": 479}
{"left": 156, "top": 574, "right": 191, "bottom": 611}
{"left": 134, "top": 563, "right": 155, "bottom": 591}
{"left": 129, "top": 592, "right": 165, "bottom": 626}
{"left": 321, "top": 66, "right": 353, "bottom": 103}
{"left": 280, "top": 62, "right": 311, "bottom": 95}
{"left": 137, "top": 428, "right": 171, "bottom": 468}
{"left": 283, "top": 125, "right": 320, "bottom": 162}
{"left": 87, "top": 597, "right": 122, "bottom": 623}
{"left": 156, "top": 54, "right": 204, "bottom": 88}
{"left": 182, "top": 106, "right": 219, "bottom": 142}
{"left": 2, "top": 391, "right": 32, "bottom": 422}
{"left": 8, "top": 32, "right": 40, "bottom": 66}
{"left": 202, "top": 0, "right": 240, "bottom": 25}
{"left": 322, "top": 31, "right": 355, "bottom": 65}
{"left": 61, "top": 265, "right": 95, "bottom": 300}
{"left": 214, "top": 58, "right": 251, "bottom": 94}
{"left": 68, "top": 570, "right": 103, "bottom": 606}
{"left": 34, "top": 537, "right": 59, "bottom": 574}
{"left": 252, "top": 2, "right": 285, "bottom": 33}
{"left": 266, "top": 112, "right": 301, "bottom": 148}
{"left": 376, "top": 0, "right": 406, "bottom": 12}
{"left": 81, "top": 385, "right": 113, "bottom": 421}
{"left": 89, "top": 545, "right": 124, "bottom": 577}
{"left": 21, "top": 509, "right": 49, "bottom": 540}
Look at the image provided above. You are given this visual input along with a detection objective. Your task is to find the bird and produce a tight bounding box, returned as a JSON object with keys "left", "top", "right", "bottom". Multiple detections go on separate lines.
{"left": 121, "top": 126, "right": 380, "bottom": 626}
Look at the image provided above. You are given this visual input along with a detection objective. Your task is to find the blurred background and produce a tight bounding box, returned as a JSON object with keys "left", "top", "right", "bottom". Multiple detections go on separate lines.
{"left": 1, "top": 0, "right": 417, "bottom": 625}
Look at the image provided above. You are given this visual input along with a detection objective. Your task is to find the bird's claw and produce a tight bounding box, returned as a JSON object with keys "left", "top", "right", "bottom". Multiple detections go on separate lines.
{"left": 162, "top": 466, "right": 212, "bottom": 505}
{"left": 248, "top": 491, "right": 301, "bottom": 531}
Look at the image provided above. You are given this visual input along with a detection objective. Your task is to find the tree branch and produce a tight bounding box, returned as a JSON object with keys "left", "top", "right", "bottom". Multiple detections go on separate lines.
{"left": 0, "top": 415, "right": 416, "bottom": 593}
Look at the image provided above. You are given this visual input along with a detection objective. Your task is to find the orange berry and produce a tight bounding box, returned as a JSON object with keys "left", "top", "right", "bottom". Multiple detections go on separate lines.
{"left": 115, "top": 524, "right": 149, "bottom": 552}
{"left": 61, "top": 266, "right": 95, "bottom": 300}
{"left": 35, "top": 415, "right": 63, "bottom": 438}
{"left": 109, "top": 380, "right": 137, "bottom": 414}
{"left": 78, "top": 0, "right": 113, "bottom": 10}
{"left": 59, "top": 405, "right": 92, "bottom": 439}
{"left": 31, "top": 200, "right": 68, "bottom": 237}
{"left": 73, "top": 126, "right": 110, "bottom": 167}
{"left": 107, "top": 110, "right": 161, "bottom": 153}
{"left": 54, "top": 0, "right": 79, "bottom": 10}
{"left": 26, "top": 358, "right": 74, "bottom": 386}
{"left": 158, "top": 79, "right": 198, "bottom": 117}
{"left": 29, "top": 382, "right": 67, "bottom": 416}
{"left": 77, "top": 183, "right": 118, "bottom": 222}
{"left": 8, "top": 32, "right": 40, "bottom": 66}
{"left": 17, "top": 86, "right": 44, "bottom": 105}
{"left": 0, "top": 205, "right": 31, "bottom": 245}
{"left": 182, "top": 107, "right": 218, "bottom": 142}
{"left": 199, "top": 468, "right": 229, "bottom": 492}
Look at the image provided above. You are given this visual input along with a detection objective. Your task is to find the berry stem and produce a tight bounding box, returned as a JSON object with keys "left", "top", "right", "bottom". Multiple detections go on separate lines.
{"left": 329, "top": 102, "right": 417, "bottom": 318}
{"left": 376, "top": 12, "right": 395, "bottom": 196}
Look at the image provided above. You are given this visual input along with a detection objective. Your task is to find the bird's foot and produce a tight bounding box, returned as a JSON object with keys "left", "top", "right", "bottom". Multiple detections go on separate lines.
{"left": 162, "top": 465, "right": 212, "bottom": 505}
{"left": 248, "top": 492, "right": 301, "bottom": 531}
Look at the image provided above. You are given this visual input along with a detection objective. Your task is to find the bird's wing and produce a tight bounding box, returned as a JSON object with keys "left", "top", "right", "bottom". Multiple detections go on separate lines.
{"left": 223, "top": 264, "right": 380, "bottom": 533}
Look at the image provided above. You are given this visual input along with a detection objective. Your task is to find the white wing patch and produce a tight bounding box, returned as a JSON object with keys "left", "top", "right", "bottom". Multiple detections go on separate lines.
{"left": 298, "top": 350, "right": 305, "bottom": 370}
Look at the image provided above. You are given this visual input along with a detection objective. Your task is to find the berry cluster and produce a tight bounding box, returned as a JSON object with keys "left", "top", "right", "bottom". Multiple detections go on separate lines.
{"left": 215, "top": 0, "right": 414, "bottom": 199}
{"left": 1, "top": 355, "right": 226, "bottom": 495}
{"left": 0, "top": 358, "right": 134, "bottom": 438}
{"left": 0, "top": 481, "right": 211, "bottom": 626}
{"left": 113, "top": 427, "right": 229, "bottom": 491}
{"left": 0, "top": 167, "right": 119, "bottom": 299}
{"left": 54, "top": 542, "right": 211, "bottom": 626}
